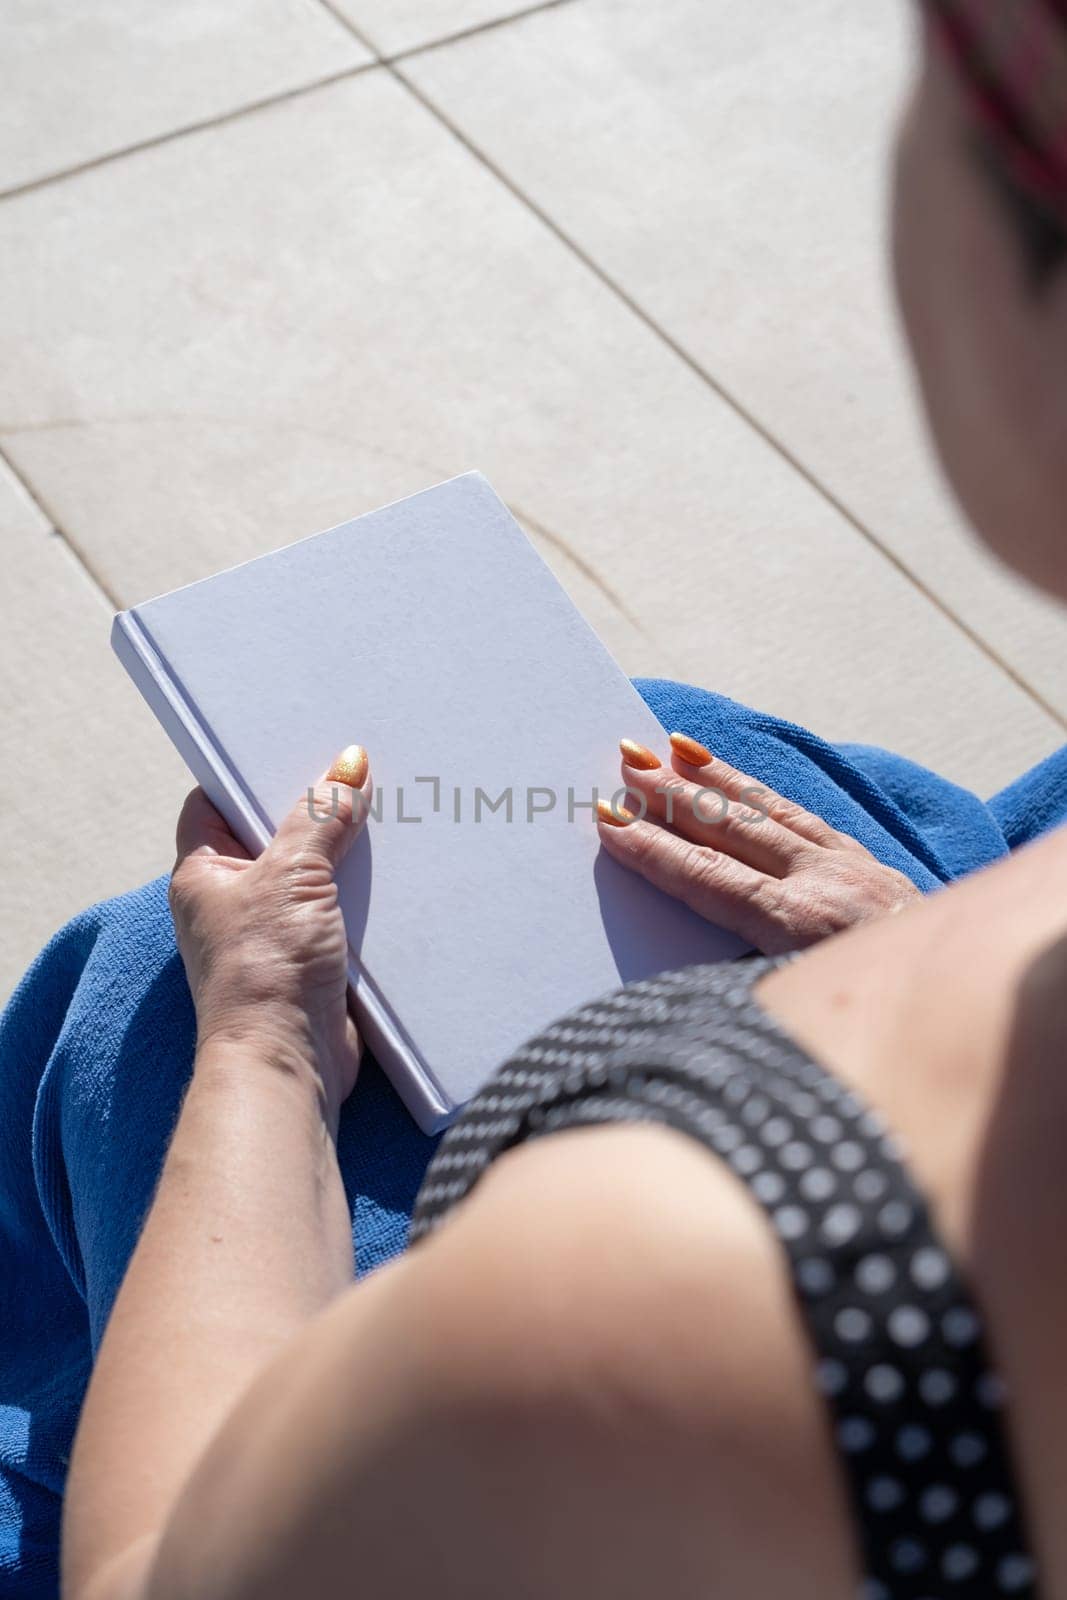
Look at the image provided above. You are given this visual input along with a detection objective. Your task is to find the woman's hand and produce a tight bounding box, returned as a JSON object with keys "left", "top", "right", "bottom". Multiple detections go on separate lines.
{"left": 596, "top": 733, "right": 920, "bottom": 955}
{"left": 168, "top": 744, "right": 372, "bottom": 1125}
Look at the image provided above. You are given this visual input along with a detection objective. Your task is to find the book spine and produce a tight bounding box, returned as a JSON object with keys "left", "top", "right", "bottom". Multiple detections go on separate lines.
{"left": 111, "top": 609, "right": 273, "bottom": 858}
{"left": 110, "top": 609, "right": 453, "bottom": 1136}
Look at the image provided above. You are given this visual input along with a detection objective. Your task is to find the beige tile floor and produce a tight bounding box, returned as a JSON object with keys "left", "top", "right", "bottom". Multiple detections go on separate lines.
{"left": 2, "top": 0, "right": 1065, "bottom": 1001}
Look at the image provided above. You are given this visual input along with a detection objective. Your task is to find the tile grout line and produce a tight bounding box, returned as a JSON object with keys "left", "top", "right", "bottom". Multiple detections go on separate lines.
{"left": 387, "top": 0, "right": 583, "bottom": 61}
{"left": 0, "top": 441, "right": 122, "bottom": 610}
{"left": 313, "top": 0, "right": 380, "bottom": 51}
{"left": 385, "top": 68, "right": 1066, "bottom": 732}
{"left": 313, "top": 0, "right": 582, "bottom": 64}
{"left": 0, "top": 59, "right": 379, "bottom": 205}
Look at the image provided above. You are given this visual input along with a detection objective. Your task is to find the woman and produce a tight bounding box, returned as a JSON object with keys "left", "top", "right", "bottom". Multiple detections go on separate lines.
{"left": 45, "top": 4, "right": 1067, "bottom": 1597}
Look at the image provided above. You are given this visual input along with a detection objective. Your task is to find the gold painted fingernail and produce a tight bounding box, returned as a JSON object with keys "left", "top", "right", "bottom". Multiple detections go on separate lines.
{"left": 669, "top": 731, "right": 713, "bottom": 768}
{"left": 326, "top": 744, "right": 368, "bottom": 788}
{"left": 619, "top": 738, "right": 660, "bottom": 771}
{"left": 596, "top": 798, "right": 637, "bottom": 828}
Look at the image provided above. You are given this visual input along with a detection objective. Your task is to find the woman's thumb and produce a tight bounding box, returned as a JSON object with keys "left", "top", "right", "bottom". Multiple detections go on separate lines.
{"left": 270, "top": 745, "right": 372, "bottom": 873}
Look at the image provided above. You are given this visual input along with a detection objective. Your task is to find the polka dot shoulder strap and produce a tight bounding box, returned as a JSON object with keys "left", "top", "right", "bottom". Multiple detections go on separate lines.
{"left": 411, "top": 957, "right": 1039, "bottom": 1600}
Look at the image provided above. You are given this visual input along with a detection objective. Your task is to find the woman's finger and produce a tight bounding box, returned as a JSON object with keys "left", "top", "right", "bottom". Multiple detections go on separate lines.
{"left": 617, "top": 744, "right": 808, "bottom": 878}
{"left": 667, "top": 732, "right": 843, "bottom": 850}
{"left": 269, "top": 744, "right": 373, "bottom": 876}
{"left": 595, "top": 802, "right": 781, "bottom": 949}
{"left": 174, "top": 787, "right": 253, "bottom": 866}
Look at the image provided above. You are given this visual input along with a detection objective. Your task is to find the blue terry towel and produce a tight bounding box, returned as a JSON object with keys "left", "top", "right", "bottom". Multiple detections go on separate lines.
{"left": 2, "top": 679, "right": 1066, "bottom": 1598}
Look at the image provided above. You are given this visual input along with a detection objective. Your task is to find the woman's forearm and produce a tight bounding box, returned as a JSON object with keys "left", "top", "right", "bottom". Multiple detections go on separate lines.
{"left": 62, "top": 1035, "right": 354, "bottom": 1600}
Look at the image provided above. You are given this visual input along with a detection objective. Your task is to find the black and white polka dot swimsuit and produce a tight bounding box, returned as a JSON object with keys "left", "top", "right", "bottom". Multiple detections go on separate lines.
{"left": 411, "top": 958, "right": 1040, "bottom": 1600}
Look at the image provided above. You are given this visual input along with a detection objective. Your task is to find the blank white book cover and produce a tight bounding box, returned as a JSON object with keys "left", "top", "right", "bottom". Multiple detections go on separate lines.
{"left": 113, "top": 472, "right": 743, "bottom": 1132}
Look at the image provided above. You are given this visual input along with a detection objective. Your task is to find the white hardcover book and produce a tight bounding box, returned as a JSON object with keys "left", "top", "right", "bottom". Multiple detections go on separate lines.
{"left": 113, "top": 472, "right": 744, "bottom": 1132}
